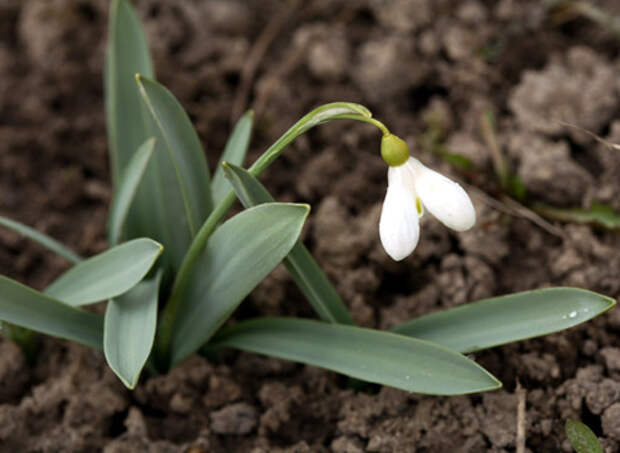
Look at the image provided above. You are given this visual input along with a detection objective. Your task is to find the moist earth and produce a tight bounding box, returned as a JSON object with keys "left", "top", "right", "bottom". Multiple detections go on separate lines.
{"left": 1, "top": 0, "right": 620, "bottom": 451}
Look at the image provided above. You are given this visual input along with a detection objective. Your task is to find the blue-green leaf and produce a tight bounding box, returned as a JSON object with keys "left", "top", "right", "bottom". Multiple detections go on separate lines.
{"left": 104, "top": 271, "right": 161, "bottom": 389}
{"left": 108, "top": 138, "right": 156, "bottom": 245}
{"left": 0, "top": 276, "right": 102, "bottom": 349}
{"left": 222, "top": 162, "right": 353, "bottom": 324}
{"left": 212, "top": 318, "right": 501, "bottom": 395}
{"left": 168, "top": 203, "right": 309, "bottom": 367}
{"left": 392, "top": 288, "right": 615, "bottom": 353}
{"left": 130, "top": 75, "right": 212, "bottom": 272}
{"left": 105, "top": 0, "right": 154, "bottom": 187}
{"left": 173, "top": 103, "right": 377, "bottom": 319}
{"left": 136, "top": 75, "right": 212, "bottom": 234}
{"left": 211, "top": 111, "right": 253, "bottom": 205}
{"left": 45, "top": 238, "right": 163, "bottom": 306}
{"left": 0, "top": 216, "right": 82, "bottom": 264}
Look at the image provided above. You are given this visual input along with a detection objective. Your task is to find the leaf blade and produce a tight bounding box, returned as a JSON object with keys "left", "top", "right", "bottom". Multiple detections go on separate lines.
{"left": 391, "top": 288, "right": 615, "bottom": 353}
{"left": 104, "top": 271, "right": 161, "bottom": 389}
{"left": 566, "top": 419, "right": 603, "bottom": 453}
{"left": 0, "top": 276, "right": 103, "bottom": 349}
{"left": 168, "top": 203, "right": 309, "bottom": 367}
{"left": 211, "top": 111, "right": 254, "bottom": 204}
{"left": 223, "top": 162, "right": 353, "bottom": 324}
{"left": 45, "top": 238, "right": 163, "bottom": 306}
{"left": 108, "top": 138, "right": 156, "bottom": 245}
{"left": 105, "top": 0, "right": 154, "bottom": 187}
{"left": 0, "top": 216, "right": 82, "bottom": 264}
{"left": 212, "top": 317, "right": 501, "bottom": 395}
{"left": 136, "top": 75, "right": 212, "bottom": 236}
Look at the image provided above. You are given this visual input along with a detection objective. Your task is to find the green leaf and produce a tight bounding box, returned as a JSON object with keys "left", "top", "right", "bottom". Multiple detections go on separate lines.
{"left": 211, "top": 111, "right": 254, "bottom": 205}
{"left": 104, "top": 271, "right": 161, "bottom": 389}
{"left": 136, "top": 75, "right": 213, "bottom": 234}
{"left": 108, "top": 138, "right": 156, "bottom": 245}
{"left": 45, "top": 238, "right": 163, "bottom": 307}
{"left": 159, "top": 103, "right": 377, "bottom": 363}
{"left": 168, "top": 203, "right": 310, "bottom": 367}
{"left": 0, "top": 275, "right": 103, "bottom": 349}
{"left": 222, "top": 162, "right": 353, "bottom": 324}
{"left": 130, "top": 75, "right": 213, "bottom": 272}
{"left": 392, "top": 288, "right": 615, "bottom": 353}
{"left": 211, "top": 318, "right": 501, "bottom": 395}
{"left": 173, "top": 103, "right": 376, "bottom": 315}
{"left": 0, "top": 216, "right": 82, "bottom": 264}
{"left": 105, "top": 0, "right": 154, "bottom": 188}
{"left": 535, "top": 202, "right": 620, "bottom": 230}
{"left": 565, "top": 419, "right": 603, "bottom": 453}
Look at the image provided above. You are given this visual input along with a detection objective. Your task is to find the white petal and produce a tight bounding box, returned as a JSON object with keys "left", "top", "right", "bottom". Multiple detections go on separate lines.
{"left": 388, "top": 160, "right": 417, "bottom": 197}
{"left": 410, "top": 158, "right": 476, "bottom": 231}
{"left": 379, "top": 183, "right": 420, "bottom": 261}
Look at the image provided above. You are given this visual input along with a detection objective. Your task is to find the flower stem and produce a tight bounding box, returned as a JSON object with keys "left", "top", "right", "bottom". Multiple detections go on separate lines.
{"left": 331, "top": 114, "right": 390, "bottom": 136}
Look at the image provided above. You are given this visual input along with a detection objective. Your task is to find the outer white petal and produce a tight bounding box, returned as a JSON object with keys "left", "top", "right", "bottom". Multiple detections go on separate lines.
{"left": 379, "top": 181, "right": 420, "bottom": 261}
{"left": 409, "top": 157, "right": 476, "bottom": 231}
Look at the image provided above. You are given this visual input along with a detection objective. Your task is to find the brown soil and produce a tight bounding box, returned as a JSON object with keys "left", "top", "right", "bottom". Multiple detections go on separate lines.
{"left": 1, "top": 0, "right": 620, "bottom": 452}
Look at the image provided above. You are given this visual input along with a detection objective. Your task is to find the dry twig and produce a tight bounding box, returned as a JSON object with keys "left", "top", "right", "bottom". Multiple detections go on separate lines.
{"left": 558, "top": 120, "right": 620, "bottom": 151}
{"left": 516, "top": 380, "right": 527, "bottom": 453}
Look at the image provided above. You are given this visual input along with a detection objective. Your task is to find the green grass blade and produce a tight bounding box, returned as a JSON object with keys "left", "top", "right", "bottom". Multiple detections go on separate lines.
{"left": 566, "top": 419, "right": 603, "bottom": 453}
{"left": 168, "top": 203, "right": 309, "bottom": 367}
{"left": 391, "top": 288, "right": 616, "bottom": 353}
{"left": 136, "top": 75, "right": 212, "bottom": 235}
{"left": 108, "top": 138, "right": 156, "bottom": 245}
{"left": 211, "top": 111, "right": 254, "bottom": 205}
{"left": 105, "top": 0, "right": 154, "bottom": 188}
{"left": 222, "top": 162, "right": 353, "bottom": 324}
{"left": 0, "top": 216, "right": 82, "bottom": 264}
{"left": 45, "top": 238, "right": 163, "bottom": 306}
{"left": 104, "top": 271, "right": 161, "bottom": 389}
{"left": 0, "top": 275, "right": 103, "bottom": 349}
{"left": 212, "top": 317, "right": 501, "bottom": 395}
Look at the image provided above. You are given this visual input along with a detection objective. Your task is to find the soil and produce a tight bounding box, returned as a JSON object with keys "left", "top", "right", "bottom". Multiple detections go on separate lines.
{"left": 1, "top": 0, "right": 620, "bottom": 451}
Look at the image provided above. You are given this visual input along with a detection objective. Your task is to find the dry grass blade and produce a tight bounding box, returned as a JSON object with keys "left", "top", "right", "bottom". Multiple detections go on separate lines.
{"left": 466, "top": 185, "right": 566, "bottom": 239}
{"left": 516, "top": 380, "right": 526, "bottom": 453}
{"left": 547, "top": 1, "right": 620, "bottom": 37}
{"left": 558, "top": 120, "right": 620, "bottom": 151}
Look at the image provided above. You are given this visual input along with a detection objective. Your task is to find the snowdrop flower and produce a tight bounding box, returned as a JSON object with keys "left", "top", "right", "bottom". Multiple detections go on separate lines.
{"left": 379, "top": 134, "right": 476, "bottom": 261}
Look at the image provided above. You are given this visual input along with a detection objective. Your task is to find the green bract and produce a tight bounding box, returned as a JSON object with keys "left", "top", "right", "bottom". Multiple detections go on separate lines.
{"left": 381, "top": 133, "right": 410, "bottom": 167}
{"left": 0, "top": 0, "right": 615, "bottom": 396}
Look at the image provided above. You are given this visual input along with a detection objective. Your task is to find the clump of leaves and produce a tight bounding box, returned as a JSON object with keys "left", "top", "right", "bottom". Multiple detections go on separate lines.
{"left": 0, "top": 0, "right": 614, "bottom": 395}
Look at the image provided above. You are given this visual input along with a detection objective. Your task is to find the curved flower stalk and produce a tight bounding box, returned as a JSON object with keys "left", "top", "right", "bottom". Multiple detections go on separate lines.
{"left": 379, "top": 134, "right": 476, "bottom": 261}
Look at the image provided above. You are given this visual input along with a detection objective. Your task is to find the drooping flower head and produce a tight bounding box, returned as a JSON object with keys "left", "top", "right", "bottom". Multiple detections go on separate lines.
{"left": 379, "top": 134, "right": 476, "bottom": 261}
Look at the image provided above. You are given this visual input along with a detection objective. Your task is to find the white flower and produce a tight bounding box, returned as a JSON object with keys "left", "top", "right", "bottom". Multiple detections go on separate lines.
{"left": 379, "top": 157, "right": 476, "bottom": 261}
